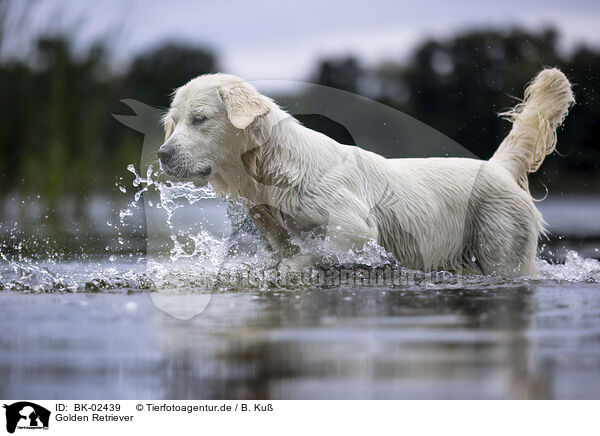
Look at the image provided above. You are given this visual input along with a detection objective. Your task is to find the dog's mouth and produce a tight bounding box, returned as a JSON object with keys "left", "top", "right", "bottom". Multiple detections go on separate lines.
{"left": 159, "top": 162, "right": 212, "bottom": 181}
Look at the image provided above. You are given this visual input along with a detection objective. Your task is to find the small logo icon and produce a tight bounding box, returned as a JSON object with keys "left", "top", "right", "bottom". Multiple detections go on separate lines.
{"left": 3, "top": 402, "right": 50, "bottom": 434}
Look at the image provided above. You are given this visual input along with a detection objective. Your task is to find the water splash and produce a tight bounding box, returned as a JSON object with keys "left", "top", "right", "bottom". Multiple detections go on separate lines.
{"left": 91, "top": 165, "right": 600, "bottom": 291}
{"left": 123, "top": 163, "right": 223, "bottom": 261}
{"left": 538, "top": 250, "right": 600, "bottom": 282}
{"left": 1, "top": 164, "right": 599, "bottom": 293}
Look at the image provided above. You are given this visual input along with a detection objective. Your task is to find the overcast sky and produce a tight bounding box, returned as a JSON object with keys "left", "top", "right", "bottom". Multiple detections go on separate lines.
{"left": 4, "top": 0, "right": 600, "bottom": 81}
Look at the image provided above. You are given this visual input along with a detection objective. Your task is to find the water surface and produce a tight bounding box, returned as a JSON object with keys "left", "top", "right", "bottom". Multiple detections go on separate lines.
{"left": 1, "top": 252, "right": 600, "bottom": 400}
{"left": 1, "top": 181, "right": 599, "bottom": 399}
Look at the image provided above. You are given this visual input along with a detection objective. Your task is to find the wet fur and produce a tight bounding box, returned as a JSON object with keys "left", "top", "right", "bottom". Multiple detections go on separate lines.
{"left": 161, "top": 69, "right": 573, "bottom": 277}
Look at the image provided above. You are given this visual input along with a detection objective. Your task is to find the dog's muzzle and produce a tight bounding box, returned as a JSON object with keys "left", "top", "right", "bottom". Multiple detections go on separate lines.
{"left": 157, "top": 145, "right": 212, "bottom": 179}
{"left": 158, "top": 144, "right": 175, "bottom": 166}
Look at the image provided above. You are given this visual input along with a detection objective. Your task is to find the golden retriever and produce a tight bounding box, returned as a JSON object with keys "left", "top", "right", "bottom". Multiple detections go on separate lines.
{"left": 159, "top": 69, "right": 573, "bottom": 276}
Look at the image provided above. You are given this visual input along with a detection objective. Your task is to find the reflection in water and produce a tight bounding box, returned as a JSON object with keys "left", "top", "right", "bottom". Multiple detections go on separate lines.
{"left": 150, "top": 282, "right": 600, "bottom": 399}
{"left": 2, "top": 281, "right": 600, "bottom": 399}
{"left": 156, "top": 286, "right": 548, "bottom": 399}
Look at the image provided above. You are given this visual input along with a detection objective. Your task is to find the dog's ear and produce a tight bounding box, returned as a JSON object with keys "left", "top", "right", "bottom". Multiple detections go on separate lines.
{"left": 218, "top": 82, "right": 271, "bottom": 129}
{"left": 162, "top": 112, "right": 174, "bottom": 141}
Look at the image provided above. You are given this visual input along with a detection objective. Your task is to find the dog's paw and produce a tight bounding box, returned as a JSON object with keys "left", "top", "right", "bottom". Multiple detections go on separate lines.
{"left": 278, "top": 254, "right": 318, "bottom": 272}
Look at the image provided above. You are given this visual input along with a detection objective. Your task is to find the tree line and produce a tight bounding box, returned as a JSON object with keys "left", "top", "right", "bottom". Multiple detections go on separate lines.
{"left": 0, "top": 27, "right": 598, "bottom": 217}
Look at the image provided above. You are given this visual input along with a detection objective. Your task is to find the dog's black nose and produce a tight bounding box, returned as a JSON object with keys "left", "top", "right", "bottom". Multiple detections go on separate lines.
{"left": 158, "top": 145, "right": 175, "bottom": 162}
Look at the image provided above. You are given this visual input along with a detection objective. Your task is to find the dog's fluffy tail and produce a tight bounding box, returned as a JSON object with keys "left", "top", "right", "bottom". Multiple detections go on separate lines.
{"left": 490, "top": 68, "right": 574, "bottom": 191}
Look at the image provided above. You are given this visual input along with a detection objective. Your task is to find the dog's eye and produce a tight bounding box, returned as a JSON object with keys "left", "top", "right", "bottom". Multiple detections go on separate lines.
{"left": 192, "top": 115, "right": 207, "bottom": 125}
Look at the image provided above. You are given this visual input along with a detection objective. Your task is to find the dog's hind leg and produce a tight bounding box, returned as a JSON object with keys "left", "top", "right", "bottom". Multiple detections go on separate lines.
{"left": 468, "top": 196, "right": 540, "bottom": 277}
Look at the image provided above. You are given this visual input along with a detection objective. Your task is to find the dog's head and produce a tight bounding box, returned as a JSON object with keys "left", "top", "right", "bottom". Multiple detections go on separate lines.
{"left": 158, "top": 74, "right": 272, "bottom": 184}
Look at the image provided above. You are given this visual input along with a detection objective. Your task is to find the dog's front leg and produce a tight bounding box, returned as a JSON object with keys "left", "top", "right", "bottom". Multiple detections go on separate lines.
{"left": 248, "top": 204, "right": 298, "bottom": 257}
{"left": 249, "top": 204, "right": 318, "bottom": 270}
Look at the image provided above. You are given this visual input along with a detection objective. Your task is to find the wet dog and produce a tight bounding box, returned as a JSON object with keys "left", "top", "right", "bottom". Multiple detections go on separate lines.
{"left": 158, "top": 69, "right": 573, "bottom": 276}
